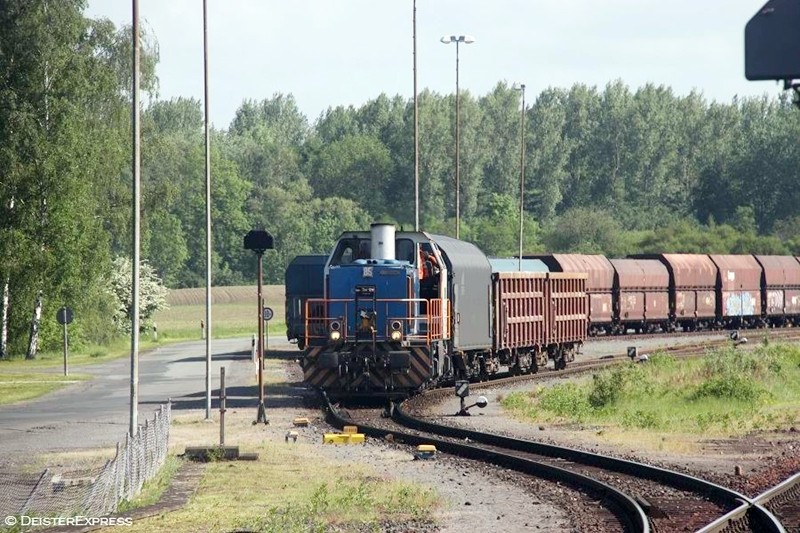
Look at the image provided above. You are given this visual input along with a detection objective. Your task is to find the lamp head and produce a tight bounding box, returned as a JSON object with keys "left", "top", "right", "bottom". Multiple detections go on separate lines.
{"left": 460, "top": 35, "right": 476, "bottom": 44}
{"left": 440, "top": 35, "right": 454, "bottom": 44}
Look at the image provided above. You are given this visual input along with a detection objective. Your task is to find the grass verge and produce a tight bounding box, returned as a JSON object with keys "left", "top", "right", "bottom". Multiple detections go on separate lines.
{"left": 501, "top": 342, "right": 800, "bottom": 439}
{"left": 102, "top": 443, "right": 439, "bottom": 533}
{"left": 0, "top": 373, "right": 92, "bottom": 405}
{"left": 117, "top": 456, "right": 183, "bottom": 513}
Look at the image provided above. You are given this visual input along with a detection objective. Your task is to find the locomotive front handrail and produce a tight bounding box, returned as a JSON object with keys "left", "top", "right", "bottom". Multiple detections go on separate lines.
{"left": 304, "top": 297, "right": 451, "bottom": 344}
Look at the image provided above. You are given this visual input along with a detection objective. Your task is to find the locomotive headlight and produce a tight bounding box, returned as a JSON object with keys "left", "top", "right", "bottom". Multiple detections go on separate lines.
{"left": 329, "top": 321, "right": 342, "bottom": 342}
{"left": 389, "top": 321, "right": 403, "bottom": 342}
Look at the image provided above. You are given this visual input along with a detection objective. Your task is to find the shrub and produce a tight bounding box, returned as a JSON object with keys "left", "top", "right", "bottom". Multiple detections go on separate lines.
{"left": 538, "top": 383, "right": 592, "bottom": 421}
{"left": 622, "top": 409, "right": 661, "bottom": 429}
{"left": 691, "top": 375, "right": 765, "bottom": 402}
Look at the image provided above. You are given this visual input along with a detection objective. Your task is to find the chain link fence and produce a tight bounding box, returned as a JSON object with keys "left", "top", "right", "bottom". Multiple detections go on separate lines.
{"left": 0, "top": 403, "right": 171, "bottom": 520}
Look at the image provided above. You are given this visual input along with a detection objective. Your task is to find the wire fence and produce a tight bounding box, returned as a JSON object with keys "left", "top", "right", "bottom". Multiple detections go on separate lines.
{"left": 0, "top": 403, "right": 171, "bottom": 520}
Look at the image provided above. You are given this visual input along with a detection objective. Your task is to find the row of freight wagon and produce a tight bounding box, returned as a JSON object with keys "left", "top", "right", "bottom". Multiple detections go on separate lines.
{"left": 525, "top": 253, "right": 800, "bottom": 334}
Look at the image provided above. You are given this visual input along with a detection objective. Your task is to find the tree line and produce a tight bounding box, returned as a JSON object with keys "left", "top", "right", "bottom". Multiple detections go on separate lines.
{"left": 2, "top": 2, "right": 799, "bottom": 356}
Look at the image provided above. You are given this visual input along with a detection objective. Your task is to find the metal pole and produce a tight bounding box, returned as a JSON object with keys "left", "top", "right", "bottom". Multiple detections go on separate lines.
{"left": 413, "top": 0, "right": 420, "bottom": 231}
{"left": 518, "top": 84, "right": 526, "bottom": 271}
{"left": 219, "top": 366, "right": 226, "bottom": 446}
{"left": 455, "top": 40, "right": 460, "bottom": 240}
{"left": 203, "top": 0, "right": 212, "bottom": 421}
{"left": 255, "top": 252, "right": 268, "bottom": 424}
{"left": 129, "top": 0, "right": 141, "bottom": 438}
{"left": 62, "top": 318, "right": 68, "bottom": 377}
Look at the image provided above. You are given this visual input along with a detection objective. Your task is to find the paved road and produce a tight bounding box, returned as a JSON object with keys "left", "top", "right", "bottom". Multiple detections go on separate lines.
{"left": 0, "top": 336, "right": 292, "bottom": 470}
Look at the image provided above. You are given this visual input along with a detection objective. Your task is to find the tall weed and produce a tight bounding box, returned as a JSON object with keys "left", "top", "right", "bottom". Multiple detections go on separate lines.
{"left": 539, "top": 383, "right": 592, "bottom": 421}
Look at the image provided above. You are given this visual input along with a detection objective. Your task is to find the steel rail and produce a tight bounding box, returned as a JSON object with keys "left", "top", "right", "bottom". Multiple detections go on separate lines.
{"left": 392, "top": 402, "right": 760, "bottom": 528}
{"left": 322, "top": 392, "right": 649, "bottom": 533}
{"left": 697, "top": 473, "right": 799, "bottom": 533}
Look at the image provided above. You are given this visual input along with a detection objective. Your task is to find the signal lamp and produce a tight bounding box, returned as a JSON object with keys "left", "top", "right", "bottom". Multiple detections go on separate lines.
{"left": 330, "top": 330, "right": 341, "bottom": 342}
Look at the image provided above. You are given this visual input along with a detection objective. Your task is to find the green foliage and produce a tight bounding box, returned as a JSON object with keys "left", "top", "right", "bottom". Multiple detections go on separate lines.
{"left": 691, "top": 375, "right": 765, "bottom": 402}
{"left": 621, "top": 409, "right": 661, "bottom": 429}
{"left": 541, "top": 207, "right": 624, "bottom": 255}
{"left": 538, "top": 383, "right": 592, "bottom": 421}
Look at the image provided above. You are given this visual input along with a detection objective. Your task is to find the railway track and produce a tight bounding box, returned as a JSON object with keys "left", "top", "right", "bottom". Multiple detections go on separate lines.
{"left": 318, "top": 329, "right": 799, "bottom": 530}
{"left": 698, "top": 472, "right": 800, "bottom": 532}
{"left": 324, "top": 394, "right": 787, "bottom": 532}
{"left": 585, "top": 325, "right": 800, "bottom": 344}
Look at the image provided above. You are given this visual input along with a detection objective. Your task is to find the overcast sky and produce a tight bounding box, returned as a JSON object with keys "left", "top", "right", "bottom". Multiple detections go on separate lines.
{"left": 85, "top": 1, "right": 782, "bottom": 129}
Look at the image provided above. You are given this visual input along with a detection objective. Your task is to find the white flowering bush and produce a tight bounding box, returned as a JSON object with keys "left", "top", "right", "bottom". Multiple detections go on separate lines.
{"left": 109, "top": 256, "right": 169, "bottom": 333}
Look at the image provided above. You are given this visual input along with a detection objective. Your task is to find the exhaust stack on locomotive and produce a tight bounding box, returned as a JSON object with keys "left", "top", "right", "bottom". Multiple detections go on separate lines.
{"left": 370, "top": 222, "right": 395, "bottom": 261}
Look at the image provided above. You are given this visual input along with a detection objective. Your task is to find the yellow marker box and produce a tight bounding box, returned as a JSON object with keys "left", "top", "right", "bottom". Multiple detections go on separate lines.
{"left": 293, "top": 417, "right": 310, "bottom": 427}
{"left": 322, "top": 433, "right": 366, "bottom": 445}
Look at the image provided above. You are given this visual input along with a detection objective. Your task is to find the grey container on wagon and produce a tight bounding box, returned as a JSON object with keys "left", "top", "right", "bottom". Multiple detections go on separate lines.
{"left": 609, "top": 258, "right": 670, "bottom": 334}
{"left": 432, "top": 234, "right": 493, "bottom": 351}
{"left": 755, "top": 255, "right": 800, "bottom": 325}
{"left": 635, "top": 254, "right": 718, "bottom": 330}
{"left": 708, "top": 254, "right": 763, "bottom": 327}
{"left": 527, "top": 254, "right": 614, "bottom": 335}
{"left": 488, "top": 257, "right": 549, "bottom": 273}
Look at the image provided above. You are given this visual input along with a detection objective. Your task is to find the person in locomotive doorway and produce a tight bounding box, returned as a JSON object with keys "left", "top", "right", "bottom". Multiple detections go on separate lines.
{"left": 419, "top": 250, "right": 440, "bottom": 280}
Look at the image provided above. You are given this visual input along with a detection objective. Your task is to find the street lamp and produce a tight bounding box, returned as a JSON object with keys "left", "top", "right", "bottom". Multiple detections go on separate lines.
{"left": 440, "top": 34, "right": 475, "bottom": 240}
{"left": 512, "top": 83, "right": 526, "bottom": 271}
{"left": 244, "top": 229, "right": 274, "bottom": 425}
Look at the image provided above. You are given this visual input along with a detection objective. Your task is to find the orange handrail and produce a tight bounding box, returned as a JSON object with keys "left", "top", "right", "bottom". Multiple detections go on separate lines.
{"left": 304, "top": 297, "right": 451, "bottom": 344}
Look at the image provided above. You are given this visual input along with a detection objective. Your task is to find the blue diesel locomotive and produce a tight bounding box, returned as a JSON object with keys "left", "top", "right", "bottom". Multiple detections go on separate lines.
{"left": 286, "top": 223, "right": 587, "bottom": 398}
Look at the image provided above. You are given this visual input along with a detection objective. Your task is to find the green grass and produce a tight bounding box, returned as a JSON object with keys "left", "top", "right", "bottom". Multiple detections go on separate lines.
{"left": 117, "top": 456, "right": 182, "bottom": 513}
{"left": 0, "top": 372, "right": 91, "bottom": 405}
{"left": 103, "top": 444, "right": 439, "bottom": 533}
{"left": 501, "top": 343, "right": 800, "bottom": 436}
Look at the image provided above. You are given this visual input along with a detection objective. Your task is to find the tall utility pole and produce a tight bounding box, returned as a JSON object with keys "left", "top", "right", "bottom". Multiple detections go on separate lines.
{"left": 440, "top": 35, "right": 475, "bottom": 239}
{"left": 203, "top": 0, "right": 213, "bottom": 421}
{"left": 514, "top": 83, "right": 526, "bottom": 270}
{"left": 413, "top": 0, "right": 420, "bottom": 231}
{"left": 130, "top": 0, "right": 142, "bottom": 438}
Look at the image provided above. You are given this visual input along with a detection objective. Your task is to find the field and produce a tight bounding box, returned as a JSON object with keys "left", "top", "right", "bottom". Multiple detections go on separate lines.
{"left": 154, "top": 285, "right": 286, "bottom": 341}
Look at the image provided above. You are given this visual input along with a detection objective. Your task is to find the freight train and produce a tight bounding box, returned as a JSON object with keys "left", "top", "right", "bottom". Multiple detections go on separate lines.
{"left": 525, "top": 253, "right": 800, "bottom": 335}
{"left": 285, "top": 223, "right": 587, "bottom": 398}
{"left": 286, "top": 224, "right": 800, "bottom": 397}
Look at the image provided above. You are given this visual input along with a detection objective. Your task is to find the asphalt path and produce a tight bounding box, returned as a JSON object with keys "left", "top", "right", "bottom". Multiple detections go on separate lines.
{"left": 0, "top": 336, "right": 291, "bottom": 471}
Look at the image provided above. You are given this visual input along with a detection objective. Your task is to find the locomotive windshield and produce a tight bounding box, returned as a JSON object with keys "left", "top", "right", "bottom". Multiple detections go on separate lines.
{"left": 329, "top": 238, "right": 416, "bottom": 265}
